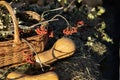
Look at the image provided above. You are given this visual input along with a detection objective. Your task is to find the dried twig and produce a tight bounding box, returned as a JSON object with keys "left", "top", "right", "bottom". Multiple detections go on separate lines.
{"left": 19, "top": 19, "right": 59, "bottom": 30}
{"left": 22, "top": 38, "right": 44, "bottom": 71}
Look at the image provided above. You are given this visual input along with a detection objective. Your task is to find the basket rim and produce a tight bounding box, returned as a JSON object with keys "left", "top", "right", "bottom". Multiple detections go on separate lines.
{"left": 0, "top": 1, "right": 21, "bottom": 44}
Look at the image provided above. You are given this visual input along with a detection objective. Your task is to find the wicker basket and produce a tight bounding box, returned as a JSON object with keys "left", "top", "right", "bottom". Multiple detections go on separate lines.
{"left": 0, "top": 1, "right": 47, "bottom": 68}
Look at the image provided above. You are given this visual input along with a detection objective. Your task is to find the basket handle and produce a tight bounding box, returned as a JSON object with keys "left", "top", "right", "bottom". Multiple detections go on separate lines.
{"left": 0, "top": 1, "right": 21, "bottom": 45}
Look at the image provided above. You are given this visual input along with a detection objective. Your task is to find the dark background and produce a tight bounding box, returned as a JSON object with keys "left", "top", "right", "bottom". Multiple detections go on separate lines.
{"left": 101, "top": 0, "right": 119, "bottom": 80}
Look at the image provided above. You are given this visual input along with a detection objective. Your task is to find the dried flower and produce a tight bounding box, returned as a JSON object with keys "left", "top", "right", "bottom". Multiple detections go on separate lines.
{"left": 35, "top": 25, "right": 47, "bottom": 35}
{"left": 77, "top": 20, "right": 84, "bottom": 25}
{"left": 48, "top": 31, "right": 54, "bottom": 37}
{"left": 63, "top": 27, "right": 78, "bottom": 35}
{"left": 77, "top": 20, "right": 85, "bottom": 28}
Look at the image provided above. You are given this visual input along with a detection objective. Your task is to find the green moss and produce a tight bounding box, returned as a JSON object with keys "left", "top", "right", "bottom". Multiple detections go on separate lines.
{"left": 97, "top": 22, "right": 113, "bottom": 43}
{"left": 85, "top": 37, "right": 107, "bottom": 55}
{"left": 16, "top": 63, "right": 30, "bottom": 73}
